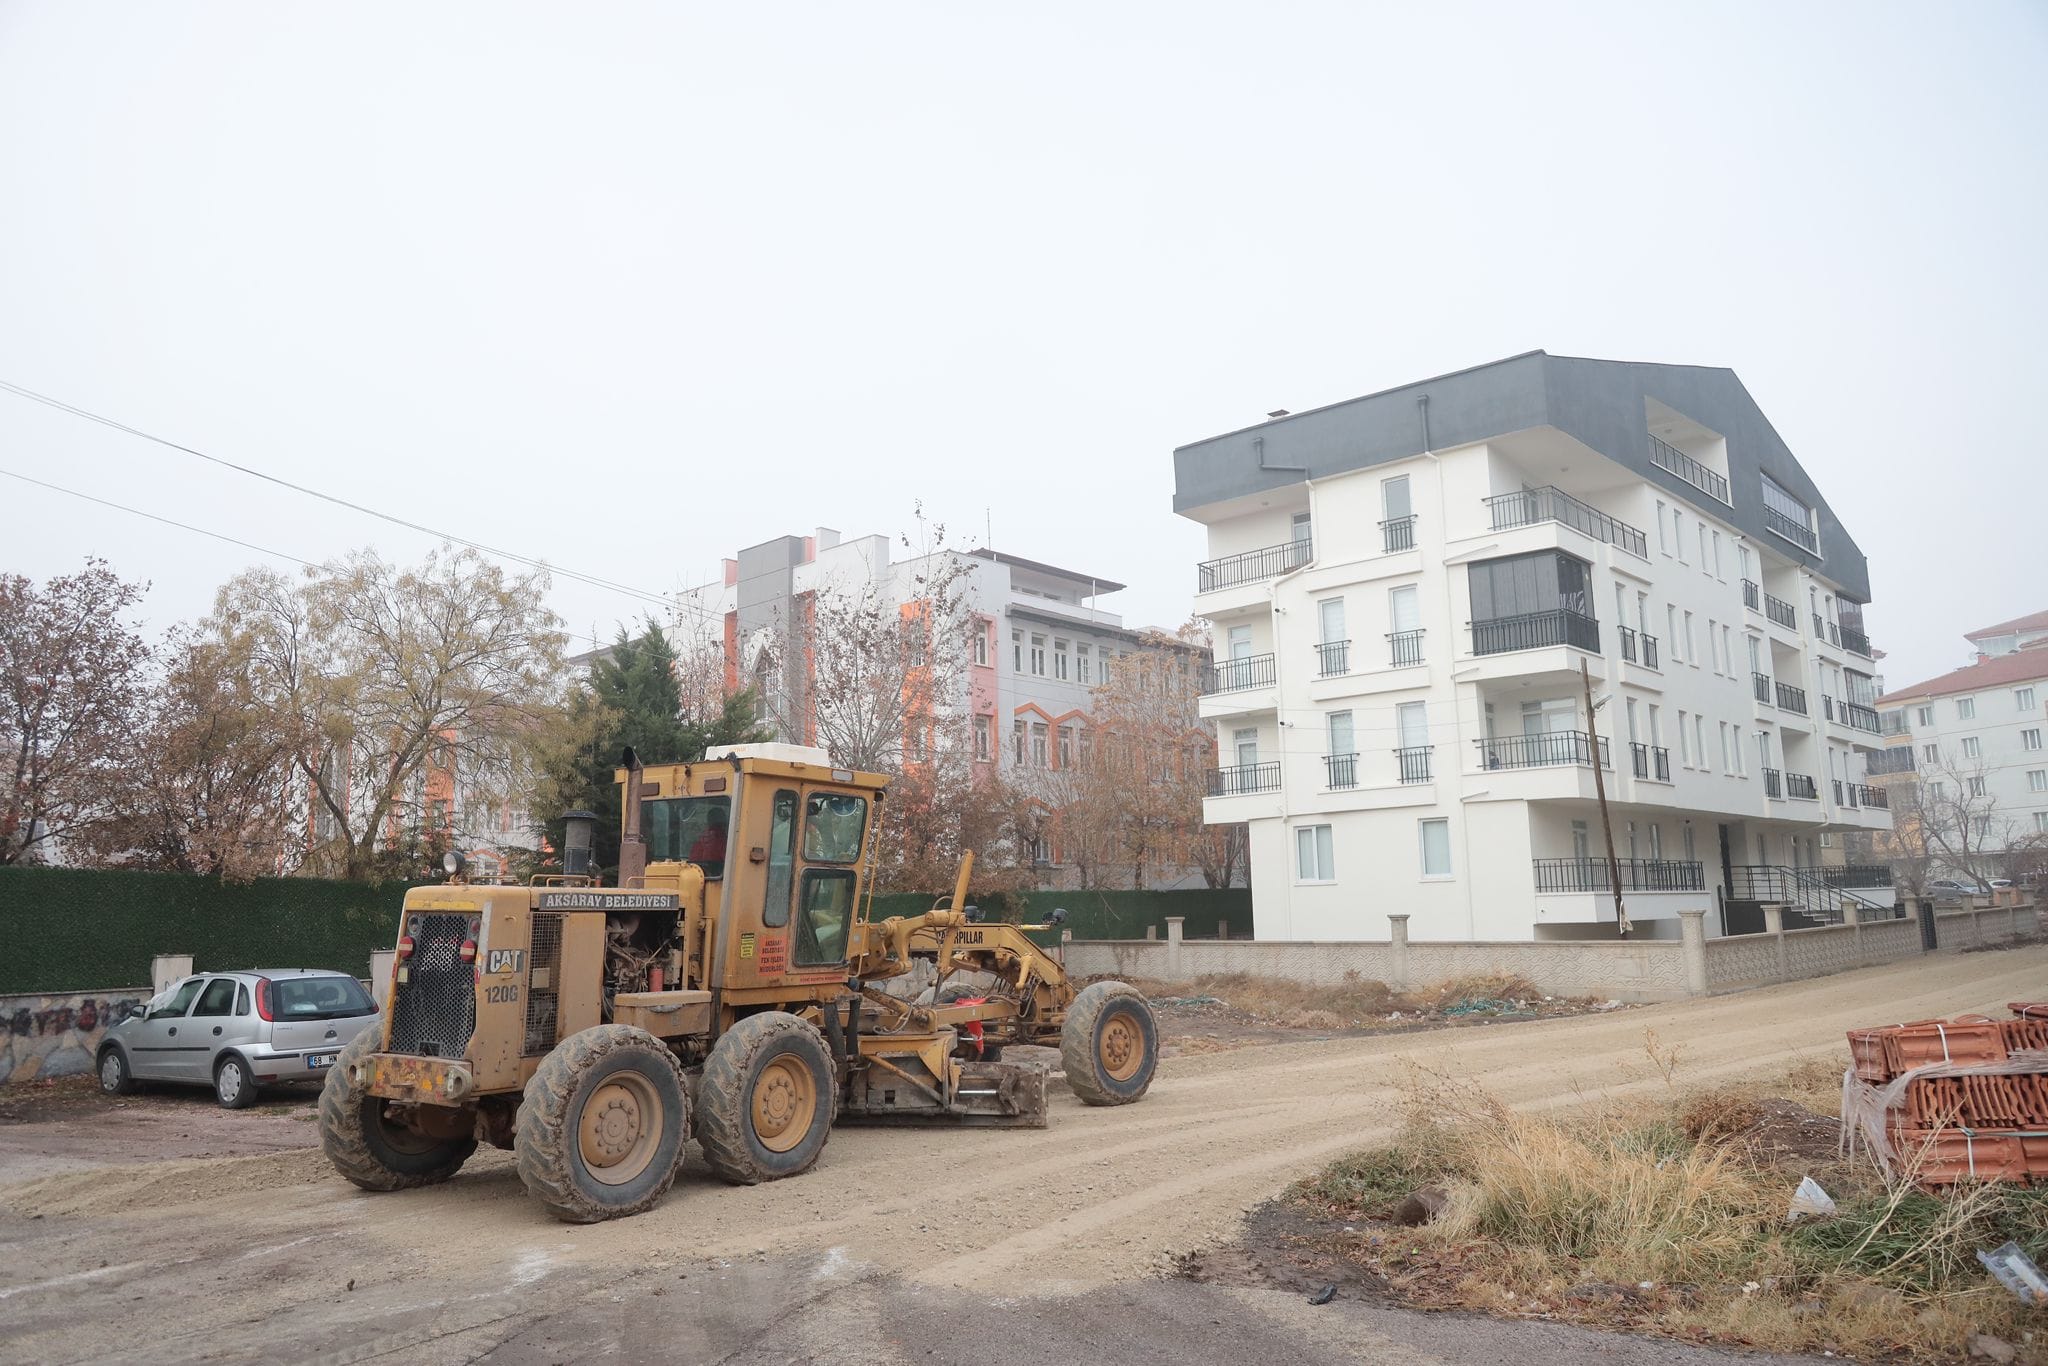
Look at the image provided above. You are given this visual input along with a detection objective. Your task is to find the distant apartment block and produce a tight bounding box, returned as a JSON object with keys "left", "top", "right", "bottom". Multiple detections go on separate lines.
{"left": 1173, "top": 351, "right": 1891, "bottom": 942}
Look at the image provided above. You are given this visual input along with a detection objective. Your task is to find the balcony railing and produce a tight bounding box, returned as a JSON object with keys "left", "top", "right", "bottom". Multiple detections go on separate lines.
{"left": 1209, "top": 761, "right": 1281, "bottom": 796}
{"left": 1765, "top": 505, "right": 1819, "bottom": 553}
{"left": 1841, "top": 626, "right": 1872, "bottom": 657}
{"left": 1533, "top": 856, "right": 1706, "bottom": 894}
{"left": 1647, "top": 433, "right": 1731, "bottom": 503}
{"left": 1395, "top": 745, "right": 1433, "bottom": 784}
{"left": 1388, "top": 629, "right": 1426, "bottom": 668}
{"left": 1483, "top": 486, "right": 1648, "bottom": 559}
{"left": 1617, "top": 625, "right": 1663, "bottom": 671}
{"left": 1752, "top": 671, "right": 1772, "bottom": 704}
{"left": 1786, "top": 771, "right": 1818, "bottom": 800}
{"left": 1742, "top": 579, "right": 1760, "bottom": 611}
{"left": 1201, "top": 653, "right": 1276, "bottom": 695}
{"left": 1315, "top": 639, "right": 1350, "bottom": 678}
{"left": 1324, "top": 752, "right": 1359, "bottom": 791}
{"left": 1763, "top": 767, "right": 1783, "bottom": 799}
{"left": 1820, "top": 864, "right": 1894, "bottom": 889}
{"left": 1475, "top": 731, "right": 1611, "bottom": 770}
{"left": 1840, "top": 701, "right": 1880, "bottom": 733}
{"left": 1849, "top": 782, "right": 1887, "bottom": 809}
{"left": 1381, "top": 515, "right": 1417, "bottom": 553}
{"left": 1764, "top": 592, "right": 1798, "bottom": 630}
{"left": 1629, "top": 741, "right": 1673, "bottom": 782}
{"left": 1822, "top": 695, "right": 1834, "bottom": 721}
{"left": 1776, "top": 681, "right": 1808, "bottom": 715}
{"left": 1471, "top": 609, "right": 1599, "bottom": 657}
{"left": 1197, "top": 537, "right": 1311, "bottom": 593}
{"left": 1865, "top": 747, "right": 1916, "bottom": 775}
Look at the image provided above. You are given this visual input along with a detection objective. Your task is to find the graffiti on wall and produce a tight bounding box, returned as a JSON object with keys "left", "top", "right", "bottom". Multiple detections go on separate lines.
{"left": 0, "top": 991, "right": 148, "bottom": 1086}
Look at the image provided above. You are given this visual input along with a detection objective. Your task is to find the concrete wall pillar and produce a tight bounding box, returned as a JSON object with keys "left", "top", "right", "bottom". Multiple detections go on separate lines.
{"left": 1677, "top": 909, "right": 1708, "bottom": 996}
{"left": 1165, "top": 917, "right": 1185, "bottom": 980}
{"left": 1843, "top": 901, "right": 1862, "bottom": 961}
{"left": 1763, "top": 903, "right": 1788, "bottom": 980}
{"left": 1388, "top": 914, "right": 1411, "bottom": 992}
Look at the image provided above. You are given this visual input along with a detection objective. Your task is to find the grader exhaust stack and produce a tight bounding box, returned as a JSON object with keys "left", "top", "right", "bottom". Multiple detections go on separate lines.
{"left": 320, "top": 745, "right": 1158, "bottom": 1222}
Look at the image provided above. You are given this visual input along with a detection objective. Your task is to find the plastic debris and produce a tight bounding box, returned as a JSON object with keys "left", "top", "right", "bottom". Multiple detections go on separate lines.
{"left": 1444, "top": 997, "right": 1518, "bottom": 1016}
{"left": 1307, "top": 1283, "right": 1337, "bottom": 1305}
{"left": 1154, "top": 995, "right": 1223, "bottom": 1008}
{"left": 1786, "top": 1176, "right": 1837, "bottom": 1223}
{"left": 1978, "top": 1242, "right": 2048, "bottom": 1305}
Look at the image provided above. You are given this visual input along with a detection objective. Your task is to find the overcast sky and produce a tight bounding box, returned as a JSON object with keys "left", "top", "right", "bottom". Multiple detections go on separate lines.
{"left": 2, "top": 2, "right": 2042, "bottom": 690}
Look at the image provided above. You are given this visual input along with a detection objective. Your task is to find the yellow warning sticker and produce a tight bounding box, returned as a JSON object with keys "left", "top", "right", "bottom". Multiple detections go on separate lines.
{"left": 739, "top": 933, "right": 756, "bottom": 959}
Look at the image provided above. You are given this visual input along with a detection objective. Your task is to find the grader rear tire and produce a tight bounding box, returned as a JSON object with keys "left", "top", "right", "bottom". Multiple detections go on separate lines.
{"left": 516, "top": 1024, "right": 690, "bottom": 1224}
{"left": 1061, "top": 981, "right": 1158, "bottom": 1106}
{"left": 320, "top": 1029, "right": 477, "bottom": 1191}
{"left": 695, "top": 1012, "right": 835, "bottom": 1186}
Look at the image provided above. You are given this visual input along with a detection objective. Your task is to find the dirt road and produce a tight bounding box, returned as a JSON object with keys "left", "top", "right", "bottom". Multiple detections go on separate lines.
{"left": 1, "top": 948, "right": 2040, "bottom": 1365}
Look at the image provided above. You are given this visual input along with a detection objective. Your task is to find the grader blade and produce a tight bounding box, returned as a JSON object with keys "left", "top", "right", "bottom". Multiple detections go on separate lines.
{"left": 838, "top": 1059, "right": 1049, "bottom": 1129}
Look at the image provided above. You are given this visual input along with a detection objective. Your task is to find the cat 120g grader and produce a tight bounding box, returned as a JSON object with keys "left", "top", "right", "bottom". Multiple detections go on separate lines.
{"left": 319, "top": 743, "right": 1159, "bottom": 1222}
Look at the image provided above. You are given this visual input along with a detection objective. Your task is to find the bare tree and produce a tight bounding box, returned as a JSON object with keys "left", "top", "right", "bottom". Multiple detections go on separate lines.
{"left": 212, "top": 547, "right": 571, "bottom": 880}
{"left": 1888, "top": 754, "right": 2014, "bottom": 890}
{"left": 0, "top": 560, "right": 151, "bottom": 864}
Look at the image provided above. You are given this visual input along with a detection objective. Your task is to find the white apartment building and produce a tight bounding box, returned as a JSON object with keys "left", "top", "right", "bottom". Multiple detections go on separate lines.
{"left": 1174, "top": 352, "right": 1892, "bottom": 941}
{"left": 1875, "top": 617, "right": 2048, "bottom": 876}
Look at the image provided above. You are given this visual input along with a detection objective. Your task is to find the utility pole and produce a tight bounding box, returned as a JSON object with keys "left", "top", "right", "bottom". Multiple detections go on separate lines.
{"left": 1582, "top": 659, "right": 1631, "bottom": 937}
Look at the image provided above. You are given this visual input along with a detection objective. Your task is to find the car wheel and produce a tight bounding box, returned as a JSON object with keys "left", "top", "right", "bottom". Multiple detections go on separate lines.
{"left": 97, "top": 1047, "right": 137, "bottom": 1096}
{"left": 215, "top": 1055, "right": 259, "bottom": 1110}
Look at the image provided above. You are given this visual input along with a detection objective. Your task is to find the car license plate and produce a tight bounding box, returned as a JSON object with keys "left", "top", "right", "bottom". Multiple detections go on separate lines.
{"left": 307, "top": 1053, "right": 338, "bottom": 1069}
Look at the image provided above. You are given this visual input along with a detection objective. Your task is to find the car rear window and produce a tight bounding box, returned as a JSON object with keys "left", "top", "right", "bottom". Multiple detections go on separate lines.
{"left": 271, "top": 976, "right": 377, "bottom": 1019}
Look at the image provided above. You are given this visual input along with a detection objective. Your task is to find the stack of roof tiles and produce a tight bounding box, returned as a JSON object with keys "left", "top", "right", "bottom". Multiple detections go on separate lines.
{"left": 1845, "top": 1006, "right": 2048, "bottom": 1185}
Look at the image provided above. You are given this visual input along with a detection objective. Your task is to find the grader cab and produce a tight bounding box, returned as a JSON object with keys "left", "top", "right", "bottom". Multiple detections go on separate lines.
{"left": 320, "top": 743, "right": 1159, "bottom": 1222}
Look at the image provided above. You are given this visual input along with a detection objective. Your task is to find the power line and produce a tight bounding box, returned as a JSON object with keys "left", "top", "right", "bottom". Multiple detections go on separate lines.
{"left": 0, "top": 377, "right": 717, "bottom": 625}
{"left": 0, "top": 465, "right": 623, "bottom": 652}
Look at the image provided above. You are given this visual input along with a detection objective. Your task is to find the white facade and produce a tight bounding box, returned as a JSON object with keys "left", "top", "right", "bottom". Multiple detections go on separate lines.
{"left": 1878, "top": 639, "right": 2048, "bottom": 866}
{"left": 1185, "top": 422, "right": 1890, "bottom": 942}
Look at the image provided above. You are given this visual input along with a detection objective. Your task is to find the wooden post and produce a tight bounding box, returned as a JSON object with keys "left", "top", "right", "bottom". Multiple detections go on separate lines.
{"left": 1582, "top": 660, "right": 1630, "bottom": 937}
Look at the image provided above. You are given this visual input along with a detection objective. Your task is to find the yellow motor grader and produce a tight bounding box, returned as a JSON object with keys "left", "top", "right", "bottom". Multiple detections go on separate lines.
{"left": 319, "top": 744, "right": 1159, "bottom": 1222}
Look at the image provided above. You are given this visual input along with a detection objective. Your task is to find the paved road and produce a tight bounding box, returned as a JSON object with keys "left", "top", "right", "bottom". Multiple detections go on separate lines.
{"left": 7, "top": 947, "right": 2036, "bottom": 1364}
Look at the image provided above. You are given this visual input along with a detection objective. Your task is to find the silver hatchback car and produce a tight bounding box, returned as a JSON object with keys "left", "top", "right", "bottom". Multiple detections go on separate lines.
{"left": 96, "top": 969, "right": 382, "bottom": 1109}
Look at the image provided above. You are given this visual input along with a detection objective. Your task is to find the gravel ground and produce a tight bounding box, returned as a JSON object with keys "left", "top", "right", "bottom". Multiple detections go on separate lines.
{"left": 1, "top": 946, "right": 2039, "bottom": 1365}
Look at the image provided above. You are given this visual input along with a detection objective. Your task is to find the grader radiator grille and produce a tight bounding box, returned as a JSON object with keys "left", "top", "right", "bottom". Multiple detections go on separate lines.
{"left": 524, "top": 913, "right": 565, "bottom": 1056}
{"left": 388, "top": 913, "right": 476, "bottom": 1058}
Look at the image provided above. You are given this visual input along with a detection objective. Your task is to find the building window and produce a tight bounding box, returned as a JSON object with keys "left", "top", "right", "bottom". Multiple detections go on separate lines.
{"left": 1760, "top": 472, "right": 1816, "bottom": 549}
{"left": 1711, "top": 530, "right": 1723, "bottom": 579}
{"left": 974, "top": 715, "right": 992, "bottom": 762}
{"left": 1012, "top": 630, "right": 1023, "bottom": 671}
{"left": 1683, "top": 822, "right": 1696, "bottom": 862}
{"left": 1012, "top": 719, "right": 1026, "bottom": 765}
{"left": 1931, "top": 780, "right": 1946, "bottom": 800}
{"left": 1649, "top": 823, "right": 1663, "bottom": 859}
{"left": 1694, "top": 713, "right": 1706, "bottom": 766}
{"left": 1466, "top": 549, "right": 1596, "bottom": 652}
{"left": 1296, "top": 824, "right": 1335, "bottom": 882}
{"left": 1923, "top": 743, "right": 1940, "bottom": 764}
{"left": 1054, "top": 638, "right": 1070, "bottom": 681}
{"left": 1734, "top": 727, "right": 1746, "bottom": 775}
{"left": 1673, "top": 509, "right": 1687, "bottom": 562}
{"left": 1030, "top": 634, "right": 1046, "bottom": 676}
{"left": 1916, "top": 705, "right": 1933, "bottom": 726}
{"left": 1655, "top": 500, "right": 1668, "bottom": 553}
{"left": 1419, "top": 818, "right": 1452, "bottom": 878}
{"left": 1678, "top": 710, "right": 1691, "bottom": 767}
{"left": 2016, "top": 687, "right": 2037, "bottom": 711}
{"left": 1030, "top": 722, "right": 1049, "bottom": 768}
{"left": 973, "top": 627, "right": 989, "bottom": 667}
{"left": 1969, "top": 777, "right": 1988, "bottom": 797}
{"left": 1720, "top": 722, "right": 1732, "bottom": 772}
{"left": 1077, "top": 643, "right": 1092, "bottom": 683}
{"left": 2029, "top": 769, "right": 2046, "bottom": 792}
{"left": 1721, "top": 625, "right": 1733, "bottom": 676}
{"left": 1962, "top": 736, "right": 1982, "bottom": 759}
{"left": 2025, "top": 729, "right": 2044, "bottom": 752}
{"left": 1057, "top": 725, "right": 1075, "bottom": 768}
{"left": 2037, "top": 812, "right": 2048, "bottom": 834}
{"left": 1667, "top": 605, "right": 1681, "bottom": 662}
{"left": 1100, "top": 652, "right": 1113, "bottom": 685}
{"left": 1697, "top": 524, "right": 1709, "bottom": 571}
{"left": 1956, "top": 697, "right": 1976, "bottom": 719}
{"left": 1683, "top": 611, "right": 1697, "bottom": 665}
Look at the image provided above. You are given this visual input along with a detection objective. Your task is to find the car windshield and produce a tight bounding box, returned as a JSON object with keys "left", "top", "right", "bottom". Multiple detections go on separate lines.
{"left": 271, "top": 976, "right": 377, "bottom": 1019}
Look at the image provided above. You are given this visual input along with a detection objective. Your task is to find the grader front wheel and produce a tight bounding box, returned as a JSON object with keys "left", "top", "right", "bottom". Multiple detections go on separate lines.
{"left": 1061, "top": 981, "right": 1158, "bottom": 1106}
{"left": 320, "top": 1030, "right": 477, "bottom": 1191}
{"left": 696, "top": 1012, "right": 835, "bottom": 1185}
{"left": 515, "top": 1024, "right": 690, "bottom": 1224}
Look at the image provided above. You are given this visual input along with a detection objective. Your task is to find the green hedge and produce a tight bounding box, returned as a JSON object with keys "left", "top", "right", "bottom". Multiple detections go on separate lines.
{"left": 0, "top": 867, "right": 1251, "bottom": 995}
{"left": 0, "top": 867, "right": 422, "bottom": 994}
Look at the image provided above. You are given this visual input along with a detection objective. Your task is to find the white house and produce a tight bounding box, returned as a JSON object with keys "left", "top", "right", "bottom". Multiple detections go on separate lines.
{"left": 1173, "top": 352, "right": 1892, "bottom": 941}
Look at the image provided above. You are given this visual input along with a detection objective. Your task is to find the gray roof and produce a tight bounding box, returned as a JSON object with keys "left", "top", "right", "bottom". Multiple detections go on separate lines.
{"left": 1171, "top": 351, "right": 1870, "bottom": 602}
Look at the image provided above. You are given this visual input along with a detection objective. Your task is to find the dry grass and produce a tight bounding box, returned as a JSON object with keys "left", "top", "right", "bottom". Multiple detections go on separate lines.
{"left": 1290, "top": 1045, "right": 2048, "bottom": 1360}
{"left": 1142, "top": 969, "right": 1557, "bottom": 1030}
